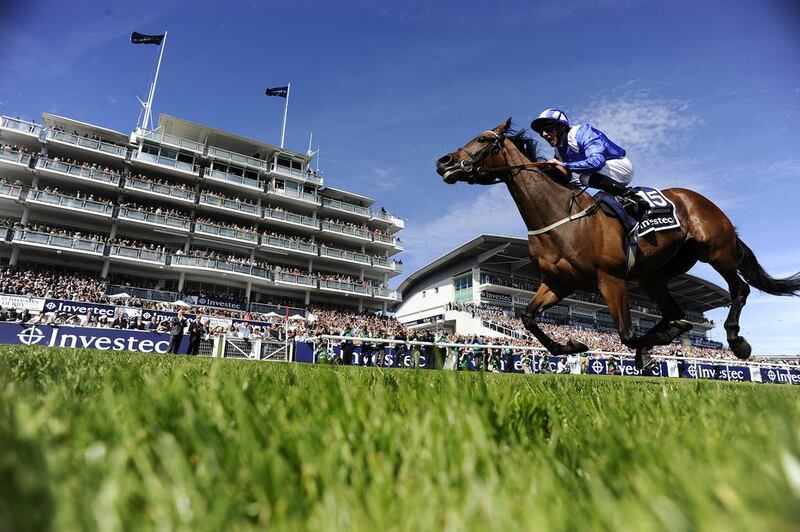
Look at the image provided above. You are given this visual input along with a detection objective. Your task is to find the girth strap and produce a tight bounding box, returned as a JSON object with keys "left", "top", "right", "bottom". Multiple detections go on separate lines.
{"left": 527, "top": 203, "right": 600, "bottom": 236}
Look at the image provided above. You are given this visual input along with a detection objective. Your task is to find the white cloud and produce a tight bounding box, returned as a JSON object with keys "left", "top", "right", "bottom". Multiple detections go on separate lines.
{"left": 401, "top": 186, "right": 527, "bottom": 269}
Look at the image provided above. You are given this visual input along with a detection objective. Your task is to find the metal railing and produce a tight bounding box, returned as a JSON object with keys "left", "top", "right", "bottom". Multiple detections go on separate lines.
{"left": 321, "top": 197, "right": 370, "bottom": 217}
{"left": 267, "top": 184, "right": 320, "bottom": 204}
{"left": 319, "top": 279, "right": 371, "bottom": 295}
{"left": 249, "top": 302, "right": 307, "bottom": 315}
{"left": 140, "top": 129, "right": 205, "bottom": 154}
{"left": 46, "top": 130, "right": 127, "bottom": 158}
{"left": 373, "top": 287, "right": 402, "bottom": 301}
{"left": 372, "top": 232, "right": 397, "bottom": 246}
{"left": 0, "top": 183, "right": 23, "bottom": 200}
{"left": 206, "top": 167, "right": 263, "bottom": 191}
{"left": 0, "top": 148, "right": 32, "bottom": 167}
{"left": 0, "top": 116, "right": 42, "bottom": 136}
{"left": 171, "top": 255, "right": 270, "bottom": 279}
{"left": 195, "top": 221, "right": 258, "bottom": 243}
{"left": 273, "top": 271, "right": 317, "bottom": 287}
{"left": 117, "top": 206, "right": 192, "bottom": 231}
{"left": 319, "top": 246, "right": 370, "bottom": 265}
{"left": 12, "top": 229, "right": 105, "bottom": 254}
{"left": 124, "top": 176, "right": 196, "bottom": 202}
{"left": 370, "top": 210, "right": 403, "bottom": 227}
{"left": 263, "top": 207, "right": 318, "bottom": 229}
{"left": 199, "top": 193, "right": 260, "bottom": 216}
{"left": 27, "top": 189, "right": 114, "bottom": 216}
{"left": 106, "top": 284, "right": 178, "bottom": 303}
{"left": 270, "top": 163, "right": 322, "bottom": 185}
{"left": 36, "top": 157, "right": 121, "bottom": 186}
{"left": 207, "top": 146, "right": 266, "bottom": 172}
{"left": 134, "top": 151, "right": 199, "bottom": 175}
{"left": 320, "top": 221, "right": 371, "bottom": 240}
{"left": 371, "top": 256, "right": 401, "bottom": 272}
{"left": 109, "top": 244, "right": 167, "bottom": 264}
{"left": 262, "top": 235, "right": 318, "bottom": 254}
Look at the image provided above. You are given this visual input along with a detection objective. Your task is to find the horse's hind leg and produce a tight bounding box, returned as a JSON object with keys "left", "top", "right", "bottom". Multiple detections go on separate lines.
{"left": 708, "top": 251, "right": 751, "bottom": 359}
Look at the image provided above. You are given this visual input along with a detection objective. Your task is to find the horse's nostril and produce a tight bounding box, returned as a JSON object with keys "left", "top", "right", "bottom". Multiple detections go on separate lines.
{"left": 437, "top": 155, "right": 453, "bottom": 167}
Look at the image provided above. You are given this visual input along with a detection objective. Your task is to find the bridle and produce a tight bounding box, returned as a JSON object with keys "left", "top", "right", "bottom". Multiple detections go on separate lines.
{"left": 457, "top": 130, "right": 566, "bottom": 185}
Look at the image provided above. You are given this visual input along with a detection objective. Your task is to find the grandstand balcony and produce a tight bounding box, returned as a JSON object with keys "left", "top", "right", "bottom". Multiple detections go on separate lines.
{"left": 123, "top": 175, "right": 196, "bottom": 205}
{"left": 0, "top": 147, "right": 33, "bottom": 177}
{"left": 34, "top": 157, "right": 120, "bottom": 190}
{"left": 320, "top": 197, "right": 370, "bottom": 220}
{"left": 262, "top": 207, "right": 319, "bottom": 233}
{"left": 11, "top": 229, "right": 105, "bottom": 256}
{"left": 249, "top": 301, "right": 306, "bottom": 315}
{"left": 106, "top": 284, "right": 178, "bottom": 303}
{"left": 26, "top": 189, "right": 114, "bottom": 219}
{"left": 132, "top": 150, "right": 200, "bottom": 178}
{"left": 269, "top": 162, "right": 322, "bottom": 186}
{"left": 370, "top": 232, "right": 403, "bottom": 252}
{"left": 320, "top": 220, "right": 372, "bottom": 244}
{"left": 194, "top": 221, "right": 259, "bottom": 246}
{"left": 204, "top": 166, "right": 265, "bottom": 194}
{"left": 0, "top": 182, "right": 24, "bottom": 202}
{"left": 318, "top": 245, "right": 371, "bottom": 267}
{"left": 44, "top": 129, "right": 127, "bottom": 160}
{"left": 0, "top": 116, "right": 43, "bottom": 144}
{"left": 198, "top": 192, "right": 261, "bottom": 220}
{"left": 207, "top": 146, "right": 267, "bottom": 173}
{"left": 266, "top": 183, "right": 321, "bottom": 207}
{"left": 261, "top": 235, "right": 318, "bottom": 256}
{"left": 369, "top": 209, "right": 405, "bottom": 231}
{"left": 108, "top": 244, "right": 168, "bottom": 266}
{"left": 117, "top": 206, "right": 192, "bottom": 233}
{"left": 170, "top": 254, "right": 271, "bottom": 282}
{"left": 372, "top": 287, "right": 402, "bottom": 302}
{"left": 371, "top": 256, "right": 403, "bottom": 273}
{"left": 138, "top": 129, "right": 205, "bottom": 155}
{"left": 273, "top": 270, "right": 318, "bottom": 290}
{"left": 318, "top": 278, "right": 372, "bottom": 297}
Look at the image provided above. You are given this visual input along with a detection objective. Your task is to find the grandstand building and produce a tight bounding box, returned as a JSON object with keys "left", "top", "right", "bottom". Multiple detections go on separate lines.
{"left": 0, "top": 113, "right": 403, "bottom": 313}
{"left": 396, "top": 234, "right": 729, "bottom": 348}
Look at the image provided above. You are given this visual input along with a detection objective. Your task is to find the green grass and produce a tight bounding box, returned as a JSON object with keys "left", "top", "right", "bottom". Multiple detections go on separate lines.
{"left": 2, "top": 346, "right": 800, "bottom": 531}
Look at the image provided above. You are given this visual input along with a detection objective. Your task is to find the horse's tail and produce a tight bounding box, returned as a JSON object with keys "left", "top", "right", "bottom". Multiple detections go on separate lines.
{"left": 736, "top": 235, "right": 800, "bottom": 296}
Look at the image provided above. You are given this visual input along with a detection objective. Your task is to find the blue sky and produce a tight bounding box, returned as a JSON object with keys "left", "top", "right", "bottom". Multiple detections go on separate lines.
{"left": 1, "top": 0, "right": 799, "bottom": 354}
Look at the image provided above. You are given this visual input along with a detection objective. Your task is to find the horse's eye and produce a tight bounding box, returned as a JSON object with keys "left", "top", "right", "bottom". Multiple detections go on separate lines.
{"left": 476, "top": 137, "right": 487, "bottom": 144}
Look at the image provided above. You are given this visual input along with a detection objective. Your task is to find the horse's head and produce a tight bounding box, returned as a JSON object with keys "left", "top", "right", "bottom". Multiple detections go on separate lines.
{"left": 436, "top": 118, "right": 512, "bottom": 185}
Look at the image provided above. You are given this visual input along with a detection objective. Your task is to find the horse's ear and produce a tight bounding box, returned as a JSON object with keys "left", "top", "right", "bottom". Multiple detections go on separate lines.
{"left": 503, "top": 117, "right": 512, "bottom": 131}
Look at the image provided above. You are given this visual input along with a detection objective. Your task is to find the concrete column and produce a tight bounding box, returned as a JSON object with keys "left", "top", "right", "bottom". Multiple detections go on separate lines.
{"left": 9, "top": 247, "right": 20, "bottom": 267}
{"left": 101, "top": 259, "right": 110, "bottom": 279}
{"left": 31, "top": 175, "right": 39, "bottom": 188}
{"left": 177, "top": 271, "right": 186, "bottom": 292}
{"left": 108, "top": 222, "right": 117, "bottom": 241}
{"left": 245, "top": 281, "right": 252, "bottom": 301}
{"left": 304, "top": 290, "right": 310, "bottom": 305}
{"left": 472, "top": 267, "right": 481, "bottom": 304}
{"left": 20, "top": 206, "right": 30, "bottom": 226}
{"left": 358, "top": 298, "right": 363, "bottom": 312}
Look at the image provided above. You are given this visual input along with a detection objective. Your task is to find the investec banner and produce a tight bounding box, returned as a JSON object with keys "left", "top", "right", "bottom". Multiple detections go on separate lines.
{"left": 0, "top": 294, "right": 44, "bottom": 311}
{"left": 480, "top": 291, "right": 512, "bottom": 306}
{"left": 2, "top": 323, "right": 188, "bottom": 353}
{"left": 43, "top": 299, "right": 118, "bottom": 318}
{"left": 185, "top": 295, "right": 245, "bottom": 311}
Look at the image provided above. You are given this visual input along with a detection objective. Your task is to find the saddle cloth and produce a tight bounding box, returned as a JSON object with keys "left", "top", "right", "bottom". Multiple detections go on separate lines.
{"left": 593, "top": 187, "right": 681, "bottom": 275}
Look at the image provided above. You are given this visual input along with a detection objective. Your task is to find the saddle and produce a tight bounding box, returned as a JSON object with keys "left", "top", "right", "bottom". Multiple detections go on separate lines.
{"left": 593, "top": 187, "right": 681, "bottom": 275}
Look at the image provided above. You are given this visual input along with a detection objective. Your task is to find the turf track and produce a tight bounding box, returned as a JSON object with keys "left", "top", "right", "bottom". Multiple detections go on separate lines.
{"left": 2, "top": 345, "right": 799, "bottom": 531}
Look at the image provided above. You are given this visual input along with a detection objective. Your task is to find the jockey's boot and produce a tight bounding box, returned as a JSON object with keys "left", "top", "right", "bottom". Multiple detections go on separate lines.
{"left": 588, "top": 174, "right": 650, "bottom": 221}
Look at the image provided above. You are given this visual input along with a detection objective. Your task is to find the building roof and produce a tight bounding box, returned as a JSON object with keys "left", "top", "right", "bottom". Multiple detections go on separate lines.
{"left": 398, "top": 234, "right": 730, "bottom": 312}
{"left": 41, "top": 113, "right": 129, "bottom": 143}
{"left": 156, "top": 114, "right": 312, "bottom": 163}
{"left": 320, "top": 187, "right": 375, "bottom": 207}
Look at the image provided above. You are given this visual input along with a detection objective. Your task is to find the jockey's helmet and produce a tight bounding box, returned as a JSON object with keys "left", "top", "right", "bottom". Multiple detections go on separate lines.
{"left": 531, "top": 108, "right": 570, "bottom": 134}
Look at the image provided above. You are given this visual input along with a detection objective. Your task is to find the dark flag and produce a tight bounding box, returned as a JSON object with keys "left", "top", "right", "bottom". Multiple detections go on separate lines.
{"left": 265, "top": 86, "right": 289, "bottom": 98}
{"left": 131, "top": 32, "right": 165, "bottom": 45}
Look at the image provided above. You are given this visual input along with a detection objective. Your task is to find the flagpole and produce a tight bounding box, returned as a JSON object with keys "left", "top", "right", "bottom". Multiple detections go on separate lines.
{"left": 142, "top": 31, "right": 167, "bottom": 132}
{"left": 280, "top": 82, "right": 291, "bottom": 148}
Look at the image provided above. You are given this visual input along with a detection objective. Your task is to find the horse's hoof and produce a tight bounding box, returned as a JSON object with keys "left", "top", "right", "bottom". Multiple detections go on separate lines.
{"left": 730, "top": 337, "right": 752, "bottom": 360}
{"left": 634, "top": 347, "right": 654, "bottom": 371}
{"left": 566, "top": 339, "right": 589, "bottom": 353}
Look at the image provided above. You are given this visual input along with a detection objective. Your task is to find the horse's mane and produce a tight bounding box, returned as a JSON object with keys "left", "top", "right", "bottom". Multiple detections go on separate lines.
{"left": 506, "top": 126, "right": 537, "bottom": 162}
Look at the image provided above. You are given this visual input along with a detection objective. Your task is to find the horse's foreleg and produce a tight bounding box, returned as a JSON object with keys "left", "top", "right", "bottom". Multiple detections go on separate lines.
{"left": 521, "top": 282, "right": 588, "bottom": 356}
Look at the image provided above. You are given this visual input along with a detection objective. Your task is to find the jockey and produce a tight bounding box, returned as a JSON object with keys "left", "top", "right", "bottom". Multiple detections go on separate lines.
{"left": 531, "top": 108, "right": 650, "bottom": 220}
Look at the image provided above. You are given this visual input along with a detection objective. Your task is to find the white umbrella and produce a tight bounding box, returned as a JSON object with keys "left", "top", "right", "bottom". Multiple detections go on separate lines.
{"left": 265, "top": 311, "right": 281, "bottom": 318}
{"left": 289, "top": 314, "right": 307, "bottom": 321}
{"left": 108, "top": 292, "right": 132, "bottom": 299}
{"left": 172, "top": 300, "right": 192, "bottom": 307}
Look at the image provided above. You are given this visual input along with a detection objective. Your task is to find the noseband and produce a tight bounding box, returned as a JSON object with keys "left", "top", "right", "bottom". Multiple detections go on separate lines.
{"left": 457, "top": 131, "right": 505, "bottom": 184}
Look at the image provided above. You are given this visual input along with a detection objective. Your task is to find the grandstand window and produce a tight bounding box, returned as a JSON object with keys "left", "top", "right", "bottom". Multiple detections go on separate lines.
{"left": 453, "top": 273, "right": 473, "bottom": 304}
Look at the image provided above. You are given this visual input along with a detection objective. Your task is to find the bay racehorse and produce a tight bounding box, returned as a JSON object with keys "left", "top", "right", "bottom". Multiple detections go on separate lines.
{"left": 435, "top": 119, "right": 800, "bottom": 368}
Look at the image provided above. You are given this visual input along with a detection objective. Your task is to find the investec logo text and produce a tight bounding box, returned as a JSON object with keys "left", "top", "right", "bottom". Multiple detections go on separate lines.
{"left": 46, "top": 300, "right": 116, "bottom": 317}
{"left": 17, "top": 326, "right": 170, "bottom": 353}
